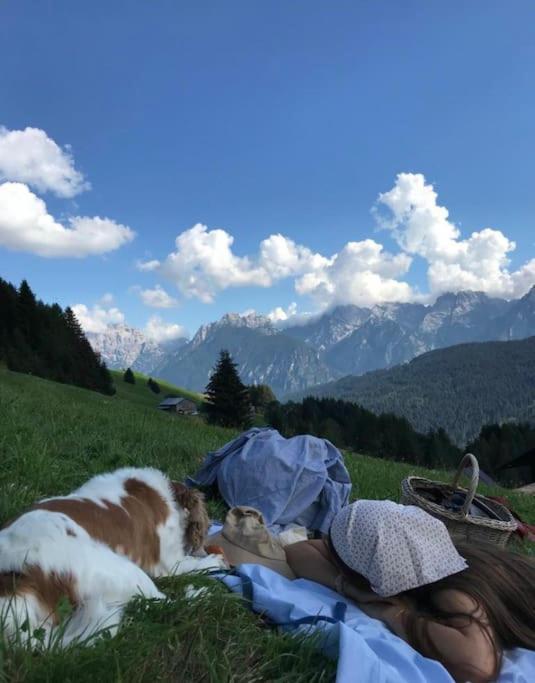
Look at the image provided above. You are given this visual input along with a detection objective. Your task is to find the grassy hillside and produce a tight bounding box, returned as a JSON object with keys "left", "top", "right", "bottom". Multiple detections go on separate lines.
{"left": 110, "top": 369, "right": 204, "bottom": 408}
{"left": 0, "top": 367, "right": 533, "bottom": 681}
{"left": 290, "top": 336, "right": 535, "bottom": 446}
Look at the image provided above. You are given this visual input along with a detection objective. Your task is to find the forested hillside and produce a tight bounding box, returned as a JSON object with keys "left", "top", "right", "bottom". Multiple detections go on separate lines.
{"left": 0, "top": 277, "right": 114, "bottom": 395}
{"left": 290, "top": 336, "right": 535, "bottom": 445}
{"left": 266, "top": 397, "right": 462, "bottom": 469}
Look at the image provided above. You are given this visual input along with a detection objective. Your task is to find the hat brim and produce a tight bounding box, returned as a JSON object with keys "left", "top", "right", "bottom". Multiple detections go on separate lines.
{"left": 208, "top": 531, "right": 295, "bottom": 580}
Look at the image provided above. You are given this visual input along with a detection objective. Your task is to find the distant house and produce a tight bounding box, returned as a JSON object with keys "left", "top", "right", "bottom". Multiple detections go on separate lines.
{"left": 158, "top": 397, "right": 198, "bottom": 415}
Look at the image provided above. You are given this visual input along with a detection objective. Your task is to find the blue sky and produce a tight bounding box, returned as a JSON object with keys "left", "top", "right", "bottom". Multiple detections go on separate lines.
{"left": 1, "top": 1, "right": 535, "bottom": 340}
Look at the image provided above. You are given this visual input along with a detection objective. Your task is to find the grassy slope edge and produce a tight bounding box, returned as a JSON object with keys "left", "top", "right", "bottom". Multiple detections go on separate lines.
{"left": 0, "top": 367, "right": 533, "bottom": 681}
{"left": 110, "top": 369, "right": 204, "bottom": 408}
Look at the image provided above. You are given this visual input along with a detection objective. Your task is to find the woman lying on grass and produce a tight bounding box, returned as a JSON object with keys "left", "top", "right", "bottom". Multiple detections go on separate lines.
{"left": 285, "top": 500, "right": 535, "bottom": 683}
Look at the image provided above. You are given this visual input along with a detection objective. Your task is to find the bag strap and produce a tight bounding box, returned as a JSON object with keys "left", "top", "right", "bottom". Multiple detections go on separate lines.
{"left": 216, "top": 567, "right": 347, "bottom": 627}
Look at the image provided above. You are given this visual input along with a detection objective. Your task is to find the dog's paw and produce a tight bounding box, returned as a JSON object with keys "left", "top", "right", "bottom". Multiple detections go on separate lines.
{"left": 184, "top": 584, "right": 209, "bottom": 599}
{"left": 203, "top": 553, "right": 229, "bottom": 571}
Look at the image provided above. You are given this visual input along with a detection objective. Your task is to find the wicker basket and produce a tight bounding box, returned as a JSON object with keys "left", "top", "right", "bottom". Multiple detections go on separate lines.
{"left": 401, "top": 453, "right": 517, "bottom": 547}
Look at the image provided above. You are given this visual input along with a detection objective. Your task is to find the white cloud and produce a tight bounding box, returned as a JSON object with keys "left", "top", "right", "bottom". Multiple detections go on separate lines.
{"left": 141, "top": 173, "right": 535, "bottom": 311}
{"left": 295, "top": 239, "right": 414, "bottom": 308}
{"left": 73, "top": 298, "right": 187, "bottom": 344}
{"left": 143, "top": 315, "right": 187, "bottom": 343}
{"left": 136, "top": 258, "right": 161, "bottom": 272}
{"left": 137, "top": 285, "right": 177, "bottom": 308}
{"left": 160, "top": 223, "right": 270, "bottom": 303}
{"left": 258, "top": 233, "right": 330, "bottom": 279}
{"left": 0, "top": 182, "right": 135, "bottom": 257}
{"left": 155, "top": 224, "right": 412, "bottom": 308}
{"left": 0, "top": 125, "right": 89, "bottom": 197}
{"left": 267, "top": 302, "right": 298, "bottom": 322}
{"left": 72, "top": 302, "right": 125, "bottom": 334}
{"left": 376, "top": 172, "right": 535, "bottom": 299}
{"left": 99, "top": 292, "right": 114, "bottom": 306}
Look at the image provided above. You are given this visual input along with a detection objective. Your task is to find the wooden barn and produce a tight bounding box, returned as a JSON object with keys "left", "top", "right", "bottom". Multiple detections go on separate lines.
{"left": 158, "top": 397, "right": 198, "bottom": 415}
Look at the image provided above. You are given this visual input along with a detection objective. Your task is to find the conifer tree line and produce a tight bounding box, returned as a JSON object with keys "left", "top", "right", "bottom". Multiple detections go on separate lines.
{"left": 265, "top": 397, "right": 462, "bottom": 470}
{"left": 204, "top": 348, "right": 534, "bottom": 482}
{"left": 265, "top": 398, "right": 535, "bottom": 485}
{"left": 0, "top": 277, "right": 115, "bottom": 395}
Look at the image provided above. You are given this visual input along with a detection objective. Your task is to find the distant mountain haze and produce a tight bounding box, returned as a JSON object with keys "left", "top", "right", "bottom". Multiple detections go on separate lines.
{"left": 86, "top": 324, "right": 187, "bottom": 375}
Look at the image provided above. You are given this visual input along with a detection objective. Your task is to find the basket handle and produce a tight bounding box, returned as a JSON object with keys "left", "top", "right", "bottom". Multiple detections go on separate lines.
{"left": 451, "top": 453, "right": 480, "bottom": 518}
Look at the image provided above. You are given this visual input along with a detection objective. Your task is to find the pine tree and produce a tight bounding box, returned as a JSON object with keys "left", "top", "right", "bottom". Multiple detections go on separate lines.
{"left": 16, "top": 279, "right": 39, "bottom": 349}
{"left": 247, "top": 384, "right": 276, "bottom": 411}
{"left": 204, "top": 350, "right": 252, "bottom": 428}
{"left": 147, "top": 377, "right": 161, "bottom": 394}
{"left": 124, "top": 367, "right": 136, "bottom": 384}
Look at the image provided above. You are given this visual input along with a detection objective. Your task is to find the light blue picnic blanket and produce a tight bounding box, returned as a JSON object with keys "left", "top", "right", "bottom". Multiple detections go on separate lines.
{"left": 187, "top": 427, "right": 352, "bottom": 533}
{"left": 220, "top": 564, "right": 535, "bottom": 683}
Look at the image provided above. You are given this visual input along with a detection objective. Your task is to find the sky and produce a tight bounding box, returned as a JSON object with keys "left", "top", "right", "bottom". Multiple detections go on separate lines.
{"left": 1, "top": 1, "right": 535, "bottom": 341}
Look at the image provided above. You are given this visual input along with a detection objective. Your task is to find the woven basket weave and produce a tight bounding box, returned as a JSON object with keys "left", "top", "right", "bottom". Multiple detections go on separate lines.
{"left": 400, "top": 453, "right": 517, "bottom": 548}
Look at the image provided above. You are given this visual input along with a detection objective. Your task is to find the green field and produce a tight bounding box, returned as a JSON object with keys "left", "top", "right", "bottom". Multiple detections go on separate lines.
{"left": 0, "top": 367, "right": 533, "bottom": 681}
{"left": 110, "top": 369, "right": 204, "bottom": 407}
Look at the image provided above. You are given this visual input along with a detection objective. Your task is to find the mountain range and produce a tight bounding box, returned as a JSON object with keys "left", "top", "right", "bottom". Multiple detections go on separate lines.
{"left": 87, "top": 287, "right": 535, "bottom": 397}
{"left": 86, "top": 324, "right": 187, "bottom": 376}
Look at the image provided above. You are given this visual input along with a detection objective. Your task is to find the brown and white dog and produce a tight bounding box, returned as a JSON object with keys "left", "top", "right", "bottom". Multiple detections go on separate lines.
{"left": 0, "top": 467, "right": 226, "bottom": 646}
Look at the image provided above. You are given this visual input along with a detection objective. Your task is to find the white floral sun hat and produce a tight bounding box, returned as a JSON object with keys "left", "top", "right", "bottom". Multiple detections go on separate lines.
{"left": 329, "top": 500, "right": 468, "bottom": 597}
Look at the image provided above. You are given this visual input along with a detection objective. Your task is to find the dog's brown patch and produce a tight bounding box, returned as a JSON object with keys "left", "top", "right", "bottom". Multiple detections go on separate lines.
{"left": 33, "top": 478, "right": 169, "bottom": 572}
{"left": 0, "top": 571, "right": 22, "bottom": 596}
{"left": 0, "top": 568, "right": 77, "bottom": 625}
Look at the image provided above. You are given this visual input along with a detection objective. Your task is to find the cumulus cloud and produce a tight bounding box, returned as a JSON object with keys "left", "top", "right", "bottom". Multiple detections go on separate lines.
{"left": 376, "top": 172, "right": 535, "bottom": 299}
{"left": 99, "top": 292, "right": 114, "bottom": 306}
{"left": 143, "top": 315, "right": 187, "bottom": 343}
{"left": 267, "top": 302, "right": 298, "bottom": 322}
{"left": 155, "top": 223, "right": 412, "bottom": 308}
{"left": 160, "top": 223, "right": 270, "bottom": 303}
{"left": 295, "top": 239, "right": 414, "bottom": 308}
{"left": 140, "top": 172, "right": 535, "bottom": 311}
{"left": 73, "top": 299, "right": 187, "bottom": 343}
{"left": 0, "top": 182, "right": 135, "bottom": 257}
{"left": 0, "top": 125, "right": 89, "bottom": 197}
{"left": 136, "top": 258, "right": 161, "bottom": 272}
{"left": 71, "top": 302, "right": 125, "bottom": 334}
{"left": 258, "top": 233, "right": 330, "bottom": 279}
{"left": 137, "top": 285, "right": 177, "bottom": 308}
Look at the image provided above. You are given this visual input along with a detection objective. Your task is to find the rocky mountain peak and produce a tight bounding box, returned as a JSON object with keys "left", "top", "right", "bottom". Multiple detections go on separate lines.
{"left": 434, "top": 290, "right": 488, "bottom": 311}
{"left": 190, "top": 311, "right": 275, "bottom": 348}
{"left": 86, "top": 323, "right": 186, "bottom": 374}
{"left": 219, "top": 311, "right": 275, "bottom": 331}
{"left": 521, "top": 285, "right": 535, "bottom": 303}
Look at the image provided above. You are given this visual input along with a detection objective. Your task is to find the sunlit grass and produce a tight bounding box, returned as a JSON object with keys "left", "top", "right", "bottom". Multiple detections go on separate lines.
{"left": 1, "top": 366, "right": 533, "bottom": 679}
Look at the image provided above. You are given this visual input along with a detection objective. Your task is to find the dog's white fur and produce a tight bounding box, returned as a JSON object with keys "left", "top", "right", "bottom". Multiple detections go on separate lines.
{"left": 0, "top": 467, "right": 225, "bottom": 646}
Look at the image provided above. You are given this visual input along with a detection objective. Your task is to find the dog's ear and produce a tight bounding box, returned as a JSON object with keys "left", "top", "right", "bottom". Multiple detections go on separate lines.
{"left": 171, "top": 482, "right": 210, "bottom": 553}
{"left": 171, "top": 481, "right": 190, "bottom": 505}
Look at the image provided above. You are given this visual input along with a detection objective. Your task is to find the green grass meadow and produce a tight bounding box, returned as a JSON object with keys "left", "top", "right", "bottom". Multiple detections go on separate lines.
{"left": 0, "top": 367, "right": 533, "bottom": 681}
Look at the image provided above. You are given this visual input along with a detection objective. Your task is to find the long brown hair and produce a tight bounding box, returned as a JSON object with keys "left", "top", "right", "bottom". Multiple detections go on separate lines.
{"left": 403, "top": 542, "right": 535, "bottom": 679}
{"left": 328, "top": 537, "right": 535, "bottom": 680}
